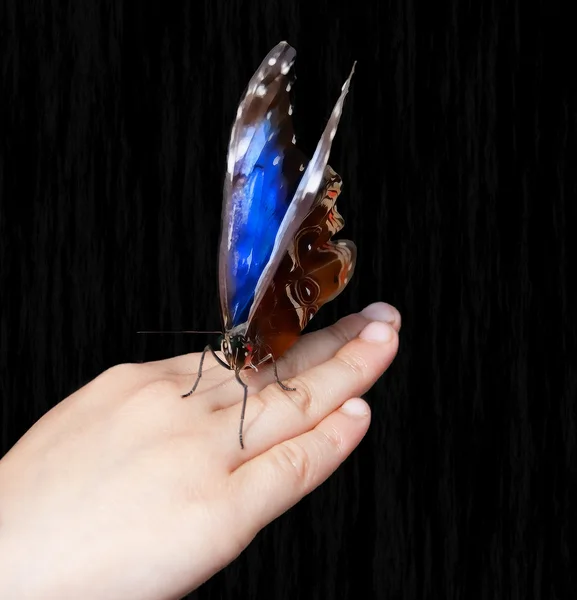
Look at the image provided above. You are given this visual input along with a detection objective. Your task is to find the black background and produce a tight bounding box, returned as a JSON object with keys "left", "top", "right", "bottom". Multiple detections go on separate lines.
{"left": 1, "top": 1, "right": 576, "bottom": 598}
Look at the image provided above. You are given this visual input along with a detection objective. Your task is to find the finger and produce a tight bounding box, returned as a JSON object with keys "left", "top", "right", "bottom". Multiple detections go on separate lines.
{"left": 140, "top": 302, "right": 399, "bottom": 381}
{"left": 227, "top": 397, "right": 371, "bottom": 539}
{"left": 143, "top": 303, "right": 400, "bottom": 416}
{"left": 359, "top": 301, "right": 401, "bottom": 333}
{"left": 270, "top": 301, "right": 400, "bottom": 382}
{"left": 219, "top": 318, "right": 398, "bottom": 459}
{"left": 211, "top": 302, "right": 401, "bottom": 411}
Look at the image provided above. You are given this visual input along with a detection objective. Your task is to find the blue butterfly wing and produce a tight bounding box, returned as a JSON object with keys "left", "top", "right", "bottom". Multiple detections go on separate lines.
{"left": 218, "top": 41, "right": 355, "bottom": 334}
{"left": 218, "top": 42, "right": 302, "bottom": 331}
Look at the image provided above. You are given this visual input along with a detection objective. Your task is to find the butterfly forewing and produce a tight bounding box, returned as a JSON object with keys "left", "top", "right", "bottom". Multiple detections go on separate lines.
{"left": 218, "top": 42, "right": 304, "bottom": 332}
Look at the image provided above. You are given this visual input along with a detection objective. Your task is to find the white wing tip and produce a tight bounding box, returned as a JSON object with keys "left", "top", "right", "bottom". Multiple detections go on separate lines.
{"left": 341, "top": 61, "right": 357, "bottom": 93}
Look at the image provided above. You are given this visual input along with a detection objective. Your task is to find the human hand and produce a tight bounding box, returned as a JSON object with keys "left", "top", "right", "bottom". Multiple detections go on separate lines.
{"left": 0, "top": 302, "right": 401, "bottom": 600}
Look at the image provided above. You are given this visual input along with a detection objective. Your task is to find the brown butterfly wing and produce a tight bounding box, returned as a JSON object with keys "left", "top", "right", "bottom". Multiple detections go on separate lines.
{"left": 247, "top": 165, "right": 356, "bottom": 364}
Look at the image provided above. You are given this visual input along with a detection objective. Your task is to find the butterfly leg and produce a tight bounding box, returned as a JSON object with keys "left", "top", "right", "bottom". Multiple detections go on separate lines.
{"left": 181, "top": 344, "right": 230, "bottom": 398}
{"left": 236, "top": 370, "right": 249, "bottom": 450}
{"left": 252, "top": 353, "right": 295, "bottom": 392}
{"left": 273, "top": 359, "right": 296, "bottom": 392}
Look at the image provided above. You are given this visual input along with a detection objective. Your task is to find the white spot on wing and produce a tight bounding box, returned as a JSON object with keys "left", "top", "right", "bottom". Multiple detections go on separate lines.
{"left": 256, "top": 84, "right": 266, "bottom": 97}
{"left": 268, "top": 57, "right": 277, "bottom": 66}
{"left": 273, "top": 155, "right": 280, "bottom": 166}
{"left": 304, "top": 169, "right": 324, "bottom": 195}
{"left": 286, "top": 286, "right": 306, "bottom": 324}
{"left": 236, "top": 135, "right": 250, "bottom": 160}
{"left": 286, "top": 82, "right": 292, "bottom": 92}
{"left": 227, "top": 153, "right": 235, "bottom": 175}
{"left": 288, "top": 105, "right": 293, "bottom": 115}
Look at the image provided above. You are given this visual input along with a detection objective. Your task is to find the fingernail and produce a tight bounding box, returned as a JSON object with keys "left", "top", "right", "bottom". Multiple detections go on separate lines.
{"left": 359, "top": 321, "right": 394, "bottom": 343}
{"left": 340, "top": 398, "right": 369, "bottom": 417}
{"left": 361, "top": 302, "right": 398, "bottom": 325}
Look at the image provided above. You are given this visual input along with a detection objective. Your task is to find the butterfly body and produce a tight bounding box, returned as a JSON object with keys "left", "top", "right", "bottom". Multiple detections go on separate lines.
{"left": 185, "top": 42, "right": 356, "bottom": 447}
{"left": 220, "top": 331, "right": 254, "bottom": 371}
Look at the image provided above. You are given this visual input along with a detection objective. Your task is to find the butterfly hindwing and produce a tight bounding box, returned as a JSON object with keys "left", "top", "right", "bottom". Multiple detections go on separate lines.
{"left": 247, "top": 165, "right": 357, "bottom": 364}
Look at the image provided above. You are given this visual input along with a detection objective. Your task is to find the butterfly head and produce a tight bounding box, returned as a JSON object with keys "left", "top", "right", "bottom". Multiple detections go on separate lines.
{"left": 221, "top": 332, "right": 254, "bottom": 371}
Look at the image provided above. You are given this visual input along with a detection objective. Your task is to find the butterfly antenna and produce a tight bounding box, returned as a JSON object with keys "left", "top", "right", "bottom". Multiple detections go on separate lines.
{"left": 136, "top": 330, "right": 222, "bottom": 335}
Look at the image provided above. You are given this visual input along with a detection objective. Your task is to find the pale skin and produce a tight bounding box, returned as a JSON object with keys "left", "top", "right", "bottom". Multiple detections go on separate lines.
{"left": 0, "top": 302, "right": 401, "bottom": 600}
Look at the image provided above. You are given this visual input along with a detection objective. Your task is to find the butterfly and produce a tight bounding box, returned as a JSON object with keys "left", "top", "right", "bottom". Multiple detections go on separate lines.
{"left": 183, "top": 42, "right": 357, "bottom": 448}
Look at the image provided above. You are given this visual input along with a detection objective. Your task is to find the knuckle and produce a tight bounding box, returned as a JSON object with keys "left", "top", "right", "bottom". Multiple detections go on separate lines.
{"left": 333, "top": 350, "right": 368, "bottom": 379}
{"left": 286, "top": 376, "right": 315, "bottom": 414}
{"left": 88, "top": 363, "right": 147, "bottom": 395}
{"left": 244, "top": 391, "right": 267, "bottom": 417}
{"left": 140, "top": 376, "right": 182, "bottom": 398}
{"left": 270, "top": 440, "right": 312, "bottom": 487}
{"left": 260, "top": 375, "right": 315, "bottom": 417}
{"left": 319, "top": 425, "right": 345, "bottom": 454}
{"left": 328, "top": 314, "right": 364, "bottom": 346}
{"left": 100, "top": 362, "right": 142, "bottom": 380}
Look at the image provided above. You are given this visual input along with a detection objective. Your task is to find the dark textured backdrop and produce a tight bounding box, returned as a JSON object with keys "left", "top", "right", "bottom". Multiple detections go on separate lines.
{"left": 1, "top": 1, "right": 575, "bottom": 598}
